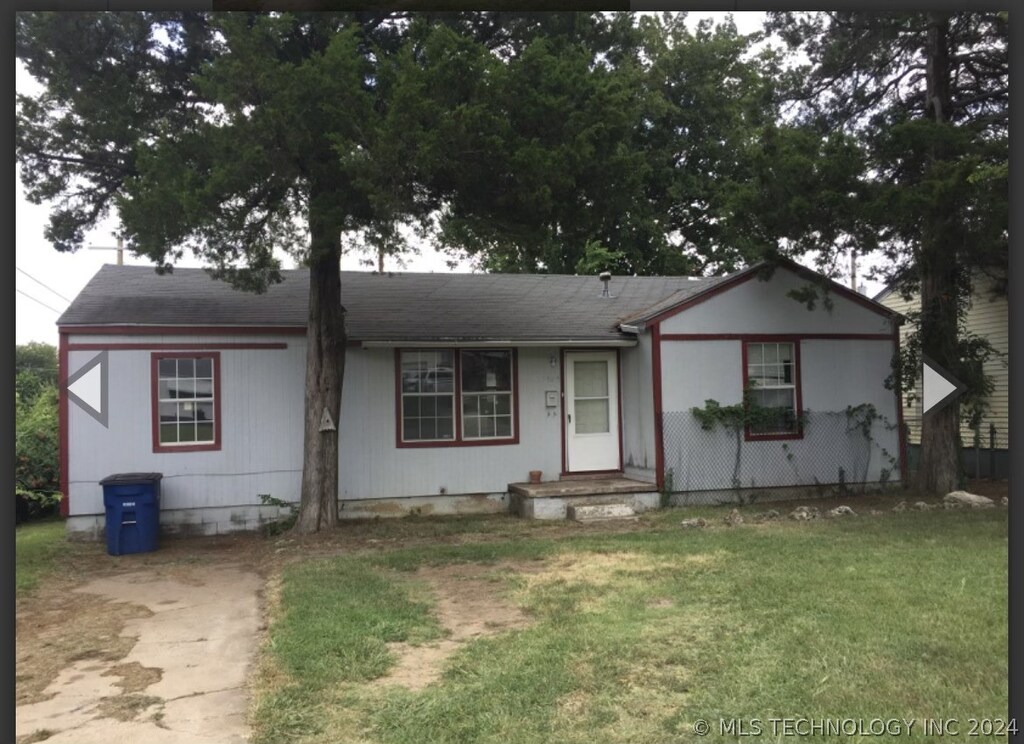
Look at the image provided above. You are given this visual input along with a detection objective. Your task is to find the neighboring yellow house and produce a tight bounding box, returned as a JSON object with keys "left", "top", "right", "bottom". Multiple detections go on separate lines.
{"left": 876, "top": 273, "right": 1009, "bottom": 478}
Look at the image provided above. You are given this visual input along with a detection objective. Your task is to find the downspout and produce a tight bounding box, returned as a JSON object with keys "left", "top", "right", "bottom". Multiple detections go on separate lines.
{"left": 652, "top": 323, "right": 665, "bottom": 492}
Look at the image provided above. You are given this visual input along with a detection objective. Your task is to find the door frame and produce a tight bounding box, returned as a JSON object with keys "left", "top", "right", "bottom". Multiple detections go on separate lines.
{"left": 560, "top": 347, "right": 624, "bottom": 475}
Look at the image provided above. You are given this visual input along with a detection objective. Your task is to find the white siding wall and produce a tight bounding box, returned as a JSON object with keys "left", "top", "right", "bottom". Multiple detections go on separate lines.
{"left": 619, "top": 337, "right": 656, "bottom": 481}
{"left": 67, "top": 334, "right": 305, "bottom": 518}
{"left": 660, "top": 268, "right": 894, "bottom": 336}
{"left": 67, "top": 339, "right": 568, "bottom": 519}
{"left": 339, "top": 347, "right": 563, "bottom": 498}
{"left": 659, "top": 337, "right": 900, "bottom": 490}
{"left": 660, "top": 340, "right": 742, "bottom": 413}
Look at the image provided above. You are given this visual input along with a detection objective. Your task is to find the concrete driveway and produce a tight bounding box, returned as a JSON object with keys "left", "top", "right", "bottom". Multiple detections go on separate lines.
{"left": 16, "top": 564, "right": 262, "bottom": 744}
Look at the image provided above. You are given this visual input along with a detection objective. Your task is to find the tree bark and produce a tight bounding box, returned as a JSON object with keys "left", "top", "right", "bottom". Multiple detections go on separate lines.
{"left": 914, "top": 12, "right": 961, "bottom": 496}
{"left": 294, "top": 196, "right": 346, "bottom": 533}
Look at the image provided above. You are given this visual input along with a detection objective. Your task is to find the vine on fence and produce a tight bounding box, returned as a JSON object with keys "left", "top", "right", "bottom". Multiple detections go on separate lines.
{"left": 844, "top": 403, "right": 899, "bottom": 490}
{"left": 687, "top": 396, "right": 900, "bottom": 494}
{"left": 690, "top": 391, "right": 808, "bottom": 493}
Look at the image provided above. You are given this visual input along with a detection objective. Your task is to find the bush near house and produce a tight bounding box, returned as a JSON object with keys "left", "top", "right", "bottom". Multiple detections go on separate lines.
{"left": 16, "top": 385, "right": 61, "bottom": 523}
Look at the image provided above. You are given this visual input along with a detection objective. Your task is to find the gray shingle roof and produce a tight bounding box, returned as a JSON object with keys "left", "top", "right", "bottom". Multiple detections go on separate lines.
{"left": 58, "top": 265, "right": 730, "bottom": 342}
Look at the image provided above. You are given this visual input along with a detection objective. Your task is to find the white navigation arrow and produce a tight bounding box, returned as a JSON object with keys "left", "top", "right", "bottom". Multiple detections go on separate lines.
{"left": 69, "top": 361, "right": 102, "bottom": 412}
{"left": 65, "top": 351, "right": 108, "bottom": 427}
{"left": 921, "top": 356, "right": 966, "bottom": 416}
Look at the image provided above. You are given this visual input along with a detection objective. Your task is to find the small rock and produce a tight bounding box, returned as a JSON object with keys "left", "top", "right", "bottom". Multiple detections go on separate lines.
{"left": 913, "top": 501, "right": 936, "bottom": 511}
{"left": 723, "top": 508, "right": 744, "bottom": 526}
{"left": 828, "top": 505, "right": 857, "bottom": 518}
{"left": 789, "top": 505, "right": 820, "bottom": 521}
{"left": 1001, "top": 496, "right": 1008, "bottom": 507}
{"left": 869, "top": 509, "right": 883, "bottom": 516}
{"left": 944, "top": 490, "right": 995, "bottom": 509}
{"left": 680, "top": 518, "right": 707, "bottom": 529}
{"left": 944, "top": 501, "right": 964, "bottom": 510}
{"left": 753, "top": 509, "right": 781, "bottom": 523}
{"left": 893, "top": 501, "right": 908, "bottom": 513}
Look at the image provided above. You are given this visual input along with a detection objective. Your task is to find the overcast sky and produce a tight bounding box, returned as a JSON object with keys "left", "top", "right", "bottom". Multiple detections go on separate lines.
{"left": 15, "top": 11, "right": 882, "bottom": 347}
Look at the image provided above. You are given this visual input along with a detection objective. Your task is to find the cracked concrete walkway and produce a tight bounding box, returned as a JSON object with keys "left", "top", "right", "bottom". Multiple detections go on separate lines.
{"left": 16, "top": 564, "right": 262, "bottom": 744}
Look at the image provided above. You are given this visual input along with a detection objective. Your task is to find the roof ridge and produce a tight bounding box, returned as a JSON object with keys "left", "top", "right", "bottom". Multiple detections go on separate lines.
{"left": 94, "top": 264, "right": 714, "bottom": 281}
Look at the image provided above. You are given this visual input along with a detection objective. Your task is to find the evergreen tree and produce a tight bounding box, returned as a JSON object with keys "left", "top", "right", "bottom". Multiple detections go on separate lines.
{"left": 765, "top": 11, "right": 1008, "bottom": 494}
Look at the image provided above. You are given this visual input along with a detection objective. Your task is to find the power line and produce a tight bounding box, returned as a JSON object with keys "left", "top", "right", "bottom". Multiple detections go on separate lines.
{"left": 16, "top": 288, "right": 63, "bottom": 315}
{"left": 17, "top": 266, "right": 72, "bottom": 303}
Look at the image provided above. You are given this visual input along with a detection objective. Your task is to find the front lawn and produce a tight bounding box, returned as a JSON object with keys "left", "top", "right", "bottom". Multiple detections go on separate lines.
{"left": 253, "top": 507, "right": 1007, "bottom": 744}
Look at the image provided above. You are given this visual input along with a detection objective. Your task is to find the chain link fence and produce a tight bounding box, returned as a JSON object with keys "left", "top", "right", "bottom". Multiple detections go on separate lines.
{"left": 662, "top": 409, "right": 902, "bottom": 506}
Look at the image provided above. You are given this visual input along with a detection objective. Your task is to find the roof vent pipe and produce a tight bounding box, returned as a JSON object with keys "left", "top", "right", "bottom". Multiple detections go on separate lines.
{"left": 599, "top": 271, "right": 612, "bottom": 298}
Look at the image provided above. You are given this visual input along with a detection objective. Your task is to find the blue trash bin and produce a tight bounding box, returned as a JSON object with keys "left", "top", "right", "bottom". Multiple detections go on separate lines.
{"left": 100, "top": 473, "right": 162, "bottom": 556}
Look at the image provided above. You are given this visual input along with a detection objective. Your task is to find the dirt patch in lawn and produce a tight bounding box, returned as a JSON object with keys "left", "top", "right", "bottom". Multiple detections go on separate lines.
{"left": 376, "top": 562, "right": 534, "bottom": 691}
{"left": 523, "top": 551, "right": 706, "bottom": 590}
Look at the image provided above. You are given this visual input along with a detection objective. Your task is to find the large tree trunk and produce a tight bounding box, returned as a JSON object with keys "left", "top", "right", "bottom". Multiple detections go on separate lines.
{"left": 916, "top": 265, "right": 962, "bottom": 495}
{"left": 294, "top": 201, "right": 346, "bottom": 533}
{"left": 914, "top": 12, "right": 961, "bottom": 496}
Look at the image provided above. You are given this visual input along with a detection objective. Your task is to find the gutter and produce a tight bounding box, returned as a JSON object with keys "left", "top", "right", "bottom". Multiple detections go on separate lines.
{"left": 359, "top": 338, "right": 638, "bottom": 348}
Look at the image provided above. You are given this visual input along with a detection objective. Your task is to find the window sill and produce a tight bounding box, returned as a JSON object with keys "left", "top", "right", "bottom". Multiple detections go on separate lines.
{"left": 743, "top": 431, "right": 804, "bottom": 442}
{"left": 153, "top": 442, "right": 222, "bottom": 453}
{"left": 397, "top": 436, "right": 519, "bottom": 449}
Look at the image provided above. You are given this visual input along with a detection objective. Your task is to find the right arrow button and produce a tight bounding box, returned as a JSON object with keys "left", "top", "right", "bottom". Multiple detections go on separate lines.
{"left": 921, "top": 354, "right": 968, "bottom": 417}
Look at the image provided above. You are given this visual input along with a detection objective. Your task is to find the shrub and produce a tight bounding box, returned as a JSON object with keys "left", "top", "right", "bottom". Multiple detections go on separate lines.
{"left": 16, "top": 385, "right": 60, "bottom": 522}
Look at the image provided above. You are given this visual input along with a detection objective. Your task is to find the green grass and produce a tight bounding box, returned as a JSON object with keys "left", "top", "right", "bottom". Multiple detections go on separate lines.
{"left": 16, "top": 519, "right": 68, "bottom": 594}
{"left": 253, "top": 508, "right": 1007, "bottom": 744}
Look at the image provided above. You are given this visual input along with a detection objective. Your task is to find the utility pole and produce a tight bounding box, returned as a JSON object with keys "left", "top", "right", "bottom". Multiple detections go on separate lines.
{"left": 89, "top": 235, "right": 124, "bottom": 265}
{"left": 849, "top": 248, "right": 857, "bottom": 291}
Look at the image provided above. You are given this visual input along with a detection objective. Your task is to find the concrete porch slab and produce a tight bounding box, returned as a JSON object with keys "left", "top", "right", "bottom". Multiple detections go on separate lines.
{"left": 508, "top": 477, "right": 655, "bottom": 499}
{"left": 508, "top": 477, "right": 661, "bottom": 520}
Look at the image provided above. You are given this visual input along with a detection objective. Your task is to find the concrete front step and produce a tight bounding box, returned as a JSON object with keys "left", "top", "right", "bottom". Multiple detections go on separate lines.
{"left": 567, "top": 503, "right": 638, "bottom": 522}
{"left": 512, "top": 490, "right": 660, "bottom": 520}
{"left": 508, "top": 476, "right": 660, "bottom": 521}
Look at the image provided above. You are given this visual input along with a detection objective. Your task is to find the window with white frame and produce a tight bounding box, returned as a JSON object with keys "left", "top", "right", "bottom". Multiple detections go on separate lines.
{"left": 745, "top": 342, "right": 799, "bottom": 436}
{"left": 398, "top": 349, "right": 515, "bottom": 444}
{"left": 156, "top": 356, "right": 218, "bottom": 447}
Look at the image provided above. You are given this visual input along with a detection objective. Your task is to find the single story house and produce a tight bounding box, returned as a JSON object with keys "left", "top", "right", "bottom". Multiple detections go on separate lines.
{"left": 58, "top": 258, "right": 904, "bottom": 537}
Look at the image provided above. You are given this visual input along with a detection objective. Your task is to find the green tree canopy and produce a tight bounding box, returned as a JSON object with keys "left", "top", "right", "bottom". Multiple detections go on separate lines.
{"left": 16, "top": 342, "right": 58, "bottom": 405}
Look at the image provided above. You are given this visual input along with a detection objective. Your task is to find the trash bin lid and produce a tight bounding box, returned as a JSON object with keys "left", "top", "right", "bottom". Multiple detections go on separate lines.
{"left": 100, "top": 472, "right": 163, "bottom": 486}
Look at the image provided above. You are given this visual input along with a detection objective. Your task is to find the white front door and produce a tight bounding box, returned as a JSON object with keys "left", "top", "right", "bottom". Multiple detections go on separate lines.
{"left": 564, "top": 351, "right": 620, "bottom": 472}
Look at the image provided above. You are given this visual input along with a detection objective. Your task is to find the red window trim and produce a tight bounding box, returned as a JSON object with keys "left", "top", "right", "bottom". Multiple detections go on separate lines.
{"left": 64, "top": 325, "right": 305, "bottom": 336}
{"left": 70, "top": 342, "right": 287, "bottom": 351}
{"left": 394, "top": 348, "right": 520, "bottom": 448}
{"left": 151, "top": 351, "right": 223, "bottom": 453}
{"left": 58, "top": 331, "right": 69, "bottom": 517}
{"left": 641, "top": 258, "right": 897, "bottom": 327}
{"left": 741, "top": 338, "right": 804, "bottom": 442}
